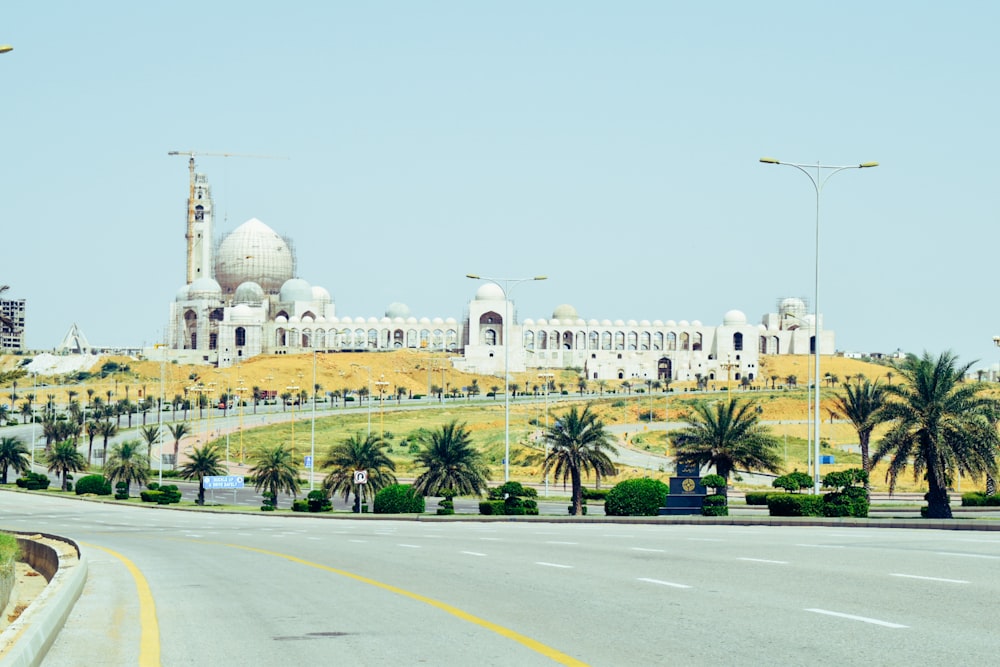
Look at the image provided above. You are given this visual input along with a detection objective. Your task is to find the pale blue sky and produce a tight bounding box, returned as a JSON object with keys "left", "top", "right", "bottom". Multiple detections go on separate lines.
{"left": 2, "top": 2, "right": 997, "bottom": 367}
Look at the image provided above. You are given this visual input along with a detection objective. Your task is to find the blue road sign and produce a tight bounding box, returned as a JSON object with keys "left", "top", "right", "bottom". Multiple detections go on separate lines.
{"left": 203, "top": 475, "right": 245, "bottom": 490}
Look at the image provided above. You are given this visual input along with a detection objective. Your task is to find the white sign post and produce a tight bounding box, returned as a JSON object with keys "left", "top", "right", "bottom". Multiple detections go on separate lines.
{"left": 353, "top": 470, "right": 367, "bottom": 513}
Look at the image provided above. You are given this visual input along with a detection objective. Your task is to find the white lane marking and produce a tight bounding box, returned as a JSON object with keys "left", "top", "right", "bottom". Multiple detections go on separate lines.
{"left": 796, "top": 544, "right": 845, "bottom": 549}
{"left": 398, "top": 544, "right": 420, "bottom": 549}
{"left": 805, "top": 608, "right": 907, "bottom": 628}
{"left": 955, "top": 538, "right": 1000, "bottom": 544}
{"left": 890, "top": 573, "right": 969, "bottom": 584}
{"left": 631, "top": 547, "right": 666, "bottom": 553}
{"left": 307, "top": 537, "right": 322, "bottom": 541}
{"left": 480, "top": 537, "right": 501, "bottom": 541}
{"left": 605, "top": 534, "right": 634, "bottom": 538}
{"left": 349, "top": 539, "right": 367, "bottom": 543}
{"left": 738, "top": 557, "right": 788, "bottom": 565}
{"left": 536, "top": 562, "right": 573, "bottom": 569}
{"left": 686, "top": 538, "right": 723, "bottom": 542}
{"left": 545, "top": 541, "right": 578, "bottom": 545}
{"left": 185, "top": 534, "right": 203, "bottom": 538}
{"left": 935, "top": 552, "right": 1000, "bottom": 560}
{"left": 638, "top": 578, "right": 692, "bottom": 589}
{"left": 461, "top": 551, "right": 487, "bottom": 557}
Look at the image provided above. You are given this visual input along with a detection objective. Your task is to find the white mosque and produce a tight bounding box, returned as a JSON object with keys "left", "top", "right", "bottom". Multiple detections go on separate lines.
{"left": 164, "top": 162, "right": 833, "bottom": 383}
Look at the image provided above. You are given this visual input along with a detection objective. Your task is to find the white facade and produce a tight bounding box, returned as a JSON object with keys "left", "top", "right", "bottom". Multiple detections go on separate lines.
{"left": 163, "top": 171, "right": 833, "bottom": 376}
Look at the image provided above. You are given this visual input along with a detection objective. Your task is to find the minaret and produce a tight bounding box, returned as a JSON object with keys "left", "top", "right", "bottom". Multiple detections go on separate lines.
{"left": 184, "top": 157, "right": 214, "bottom": 284}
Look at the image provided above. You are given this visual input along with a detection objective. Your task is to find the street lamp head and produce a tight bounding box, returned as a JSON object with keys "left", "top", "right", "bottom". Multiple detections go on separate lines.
{"left": 0, "top": 45, "right": 12, "bottom": 54}
{"left": 859, "top": 161, "right": 879, "bottom": 168}
{"left": 533, "top": 276, "right": 548, "bottom": 281}
{"left": 759, "top": 157, "right": 781, "bottom": 164}
{"left": 466, "top": 274, "right": 481, "bottom": 279}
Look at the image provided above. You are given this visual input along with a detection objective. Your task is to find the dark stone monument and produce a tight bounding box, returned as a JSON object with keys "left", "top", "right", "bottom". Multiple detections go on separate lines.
{"left": 658, "top": 463, "right": 707, "bottom": 515}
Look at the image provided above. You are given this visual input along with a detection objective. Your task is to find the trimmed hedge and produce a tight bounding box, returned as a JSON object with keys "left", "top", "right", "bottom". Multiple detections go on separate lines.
{"left": 822, "top": 487, "right": 869, "bottom": 517}
{"left": 373, "top": 484, "right": 425, "bottom": 514}
{"left": 16, "top": 472, "right": 50, "bottom": 490}
{"left": 701, "top": 494, "right": 728, "bottom": 516}
{"left": 767, "top": 493, "right": 823, "bottom": 517}
{"left": 76, "top": 474, "right": 112, "bottom": 496}
{"left": 962, "top": 492, "right": 1000, "bottom": 507}
{"left": 479, "top": 500, "right": 506, "bottom": 515}
{"left": 582, "top": 487, "right": 610, "bottom": 501}
{"left": 744, "top": 492, "right": 773, "bottom": 505}
{"left": 605, "top": 478, "right": 669, "bottom": 516}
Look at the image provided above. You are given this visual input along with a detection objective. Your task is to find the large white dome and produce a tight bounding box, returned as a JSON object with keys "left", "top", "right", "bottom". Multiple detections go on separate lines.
{"left": 279, "top": 278, "right": 313, "bottom": 303}
{"left": 215, "top": 218, "right": 295, "bottom": 293}
{"left": 475, "top": 283, "right": 505, "bottom": 301}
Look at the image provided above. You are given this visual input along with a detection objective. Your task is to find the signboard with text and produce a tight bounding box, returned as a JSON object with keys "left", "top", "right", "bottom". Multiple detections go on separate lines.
{"left": 203, "top": 475, "right": 245, "bottom": 490}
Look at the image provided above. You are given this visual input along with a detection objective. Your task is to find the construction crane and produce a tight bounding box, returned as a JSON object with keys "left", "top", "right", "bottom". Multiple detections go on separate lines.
{"left": 168, "top": 151, "right": 287, "bottom": 284}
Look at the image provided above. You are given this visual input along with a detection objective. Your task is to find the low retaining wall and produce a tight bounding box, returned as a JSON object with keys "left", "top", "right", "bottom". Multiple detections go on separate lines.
{"left": 0, "top": 533, "right": 86, "bottom": 667}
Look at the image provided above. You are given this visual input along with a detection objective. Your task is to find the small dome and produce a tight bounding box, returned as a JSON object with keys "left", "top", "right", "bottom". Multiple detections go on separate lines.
{"left": 691, "top": 320, "right": 702, "bottom": 327}
{"left": 231, "top": 304, "right": 255, "bottom": 322}
{"left": 380, "top": 316, "right": 392, "bottom": 324}
{"left": 723, "top": 310, "right": 747, "bottom": 326}
{"left": 614, "top": 319, "right": 625, "bottom": 327}
{"left": 445, "top": 317, "right": 457, "bottom": 324}
{"left": 187, "top": 277, "right": 222, "bottom": 300}
{"left": 523, "top": 318, "right": 535, "bottom": 326}
{"left": 312, "top": 286, "right": 332, "bottom": 303}
{"left": 175, "top": 284, "right": 190, "bottom": 301}
{"left": 653, "top": 320, "right": 663, "bottom": 326}
{"left": 679, "top": 320, "right": 690, "bottom": 327}
{"left": 234, "top": 281, "right": 265, "bottom": 305}
{"left": 588, "top": 319, "right": 599, "bottom": 326}
{"left": 406, "top": 316, "right": 417, "bottom": 324}
{"left": 779, "top": 297, "right": 808, "bottom": 318}
{"left": 315, "top": 315, "right": 326, "bottom": 323}
{"left": 419, "top": 317, "right": 431, "bottom": 325}
{"left": 301, "top": 314, "right": 314, "bottom": 323}
{"left": 432, "top": 317, "right": 444, "bottom": 325}
{"left": 550, "top": 318, "right": 561, "bottom": 326}
{"left": 279, "top": 278, "right": 313, "bottom": 303}
{"left": 552, "top": 304, "right": 578, "bottom": 320}
{"left": 274, "top": 315, "right": 288, "bottom": 324}
{"left": 601, "top": 319, "right": 612, "bottom": 326}
{"left": 289, "top": 315, "right": 300, "bottom": 323}
{"left": 475, "top": 283, "right": 505, "bottom": 301}
{"left": 666, "top": 320, "right": 677, "bottom": 326}
{"left": 640, "top": 320, "right": 651, "bottom": 327}
{"left": 386, "top": 302, "right": 411, "bottom": 318}
{"left": 627, "top": 319, "right": 638, "bottom": 327}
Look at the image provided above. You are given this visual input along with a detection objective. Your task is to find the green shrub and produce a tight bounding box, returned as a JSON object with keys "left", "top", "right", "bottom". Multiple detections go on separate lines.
{"left": 581, "top": 487, "right": 609, "bottom": 501}
{"left": 140, "top": 490, "right": 164, "bottom": 503}
{"left": 307, "top": 490, "right": 332, "bottom": 513}
{"left": 114, "top": 481, "right": 129, "bottom": 500}
{"left": 744, "top": 491, "right": 773, "bottom": 505}
{"left": 700, "top": 475, "right": 726, "bottom": 494}
{"left": 567, "top": 505, "right": 588, "bottom": 515}
{"left": 0, "top": 532, "right": 19, "bottom": 580}
{"left": 479, "top": 500, "right": 506, "bottom": 515}
{"left": 261, "top": 490, "right": 276, "bottom": 511}
{"left": 772, "top": 471, "right": 813, "bottom": 493}
{"left": 291, "top": 499, "right": 309, "bottom": 512}
{"left": 372, "top": 484, "right": 425, "bottom": 514}
{"left": 822, "top": 487, "right": 869, "bottom": 517}
{"left": 605, "top": 478, "right": 669, "bottom": 516}
{"left": 988, "top": 494, "right": 1000, "bottom": 507}
{"left": 16, "top": 472, "right": 51, "bottom": 490}
{"left": 76, "top": 474, "right": 112, "bottom": 496}
{"left": 157, "top": 485, "right": 181, "bottom": 504}
{"left": 701, "top": 494, "right": 729, "bottom": 516}
{"left": 147, "top": 482, "right": 160, "bottom": 491}
{"left": 523, "top": 499, "right": 539, "bottom": 516}
{"left": 767, "top": 493, "right": 823, "bottom": 517}
{"left": 436, "top": 499, "right": 455, "bottom": 516}
{"left": 962, "top": 492, "right": 987, "bottom": 506}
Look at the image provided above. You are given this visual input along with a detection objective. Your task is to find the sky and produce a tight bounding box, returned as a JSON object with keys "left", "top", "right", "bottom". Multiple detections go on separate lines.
{"left": 2, "top": 2, "right": 998, "bottom": 368}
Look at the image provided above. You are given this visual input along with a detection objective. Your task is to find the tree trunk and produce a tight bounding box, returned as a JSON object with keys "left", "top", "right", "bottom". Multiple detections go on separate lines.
{"left": 571, "top": 468, "right": 583, "bottom": 515}
{"left": 197, "top": 480, "right": 205, "bottom": 505}
{"left": 925, "top": 473, "right": 952, "bottom": 519}
{"left": 987, "top": 475, "right": 996, "bottom": 496}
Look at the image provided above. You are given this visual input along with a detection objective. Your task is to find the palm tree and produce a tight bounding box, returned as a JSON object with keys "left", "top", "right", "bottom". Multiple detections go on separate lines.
{"left": 672, "top": 398, "right": 781, "bottom": 487}
{"left": 167, "top": 422, "right": 190, "bottom": 469}
{"left": 872, "top": 351, "right": 1000, "bottom": 518}
{"left": 98, "top": 420, "right": 118, "bottom": 464}
{"left": 249, "top": 445, "right": 300, "bottom": 509}
{"left": 541, "top": 406, "right": 617, "bottom": 515}
{"left": 105, "top": 440, "right": 149, "bottom": 497}
{"left": 140, "top": 425, "right": 161, "bottom": 462}
{"left": 84, "top": 421, "right": 100, "bottom": 465}
{"left": 321, "top": 432, "right": 397, "bottom": 512}
{"left": 831, "top": 378, "right": 887, "bottom": 476}
{"left": 46, "top": 440, "right": 87, "bottom": 491}
{"left": 412, "top": 421, "right": 490, "bottom": 499}
{"left": 0, "top": 436, "right": 30, "bottom": 484}
{"left": 179, "top": 444, "right": 224, "bottom": 505}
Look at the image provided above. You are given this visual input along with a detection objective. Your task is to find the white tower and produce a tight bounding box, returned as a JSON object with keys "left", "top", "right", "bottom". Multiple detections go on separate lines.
{"left": 183, "top": 157, "right": 214, "bottom": 284}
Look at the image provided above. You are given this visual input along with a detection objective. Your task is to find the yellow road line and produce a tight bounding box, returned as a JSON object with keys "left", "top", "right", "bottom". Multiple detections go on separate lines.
{"left": 83, "top": 543, "right": 161, "bottom": 666}
{"left": 230, "top": 544, "right": 589, "bottom": 666}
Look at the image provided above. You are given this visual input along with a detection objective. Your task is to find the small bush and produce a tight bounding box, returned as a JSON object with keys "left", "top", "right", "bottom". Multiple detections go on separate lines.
{"left": 701, "top": 494, "right": 729, "bottom": 516}
{"left": 773, "top": 471, "right": 813, "bottom": 493}
{"left": 140, "top": 490, "right": 164, "bottom": 503}
{"left": 147, "top": 482, "right": 160, "bottom": 491}
{"left": 581, "top": 487, "right": 609, "bottom": 501}
{"left": 523, "top": 499, "right": 539, "bottom": 516}
{"left": 436, "top": 499, "right": 455, "bottom": 516}
{"left": 373, "top": 484, "right": 425, "bottom": 514}
{"left": 822, "top": 486, "right": 869, "bottom": 518}
{"left": 16, "top": 472, "right": 51, "bottom": 490}
{"left": 744, "top": 492, "right": 773, "bottom": 505}
{"left": 76, "top": 474, "right": 112, "bottom": 496}
{"left": 962, "top": 492, "right": 987, "bottom": 506}
{"left": 479, "top": 500, "right": 506, "bottom": 515}
{"left": 605, "top": 478, "right": 669, "bottom": 516}
{"left": 157, "top": 485, "right": 181, "bottom": 505}
{"left": 767, "top": 493, "right": 823, "bottom": 517}
{"left": 291, "top": 499, "right": 309, "bottom": 512}
{"left": 567, "top": 505, "right": 588, "bottom": 515}
{"left": 307, "top": 490, "right": 332, "bottom": 513}
{"left": 114, "top": 481, "right": 129, "bottom": 500}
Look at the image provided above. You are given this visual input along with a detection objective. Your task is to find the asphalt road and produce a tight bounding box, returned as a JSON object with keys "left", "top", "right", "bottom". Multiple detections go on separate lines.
{"left": 3, "top": 492, "right": 999, "bottom": 666}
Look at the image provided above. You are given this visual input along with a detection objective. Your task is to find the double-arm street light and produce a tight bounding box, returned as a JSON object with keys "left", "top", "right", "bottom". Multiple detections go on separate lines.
{"left": 538, "top": 372, "right": 554, "bottom": 495}
{"left": 466, "top": 274, "right": 547, "bottom": 482}
{"left": 760, "top": 157, "right": 878, "bottom": 493}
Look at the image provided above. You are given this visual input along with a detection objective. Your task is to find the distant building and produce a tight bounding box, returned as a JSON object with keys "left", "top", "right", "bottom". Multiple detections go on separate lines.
{"left": 0, "top": 298, "right": 25, "bottom": 350}
{"left": 160, "top": 166, "right": 833, "bottom": 382}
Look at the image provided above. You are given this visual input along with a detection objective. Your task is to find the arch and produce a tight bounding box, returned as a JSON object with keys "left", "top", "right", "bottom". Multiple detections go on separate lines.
{"left": 367, "top": 328, "right": 378, "bottom": 348}
{"left": 183, "top": 310, "right": 198, "bottom": 349}
{"left": 523, "top": 329, "right": 535, "bottom": 350}
{"left": 235, "top": 327, "right": 246, "bottom": 347}
{"left": 666, "top": 331, "right": 677, "bottom": 351}
{"left": 639, "top": 332, "right": 650, "bottom": 351}
{"left": 601, "top": 331, "right": 612, "bottom": 350}
{"left": 680, "top": 332, "right": 690, "bottom": 351}
{"left": 614, "top": 332, "right": 625, "bottom": 350}
{"left": 562, "top": 331, "right": 573, "bottom": 350}
{"left": 538, "top": 330, "right": 548, "bottom": 349}
{"left": 479, "top": 311, "right": 503, "bottom": 345}
{"left": 658, "top": 357, "right": 672, "bottom": 380}
{"left": 693, "top": 332, "right": 703, "bottom": 351}
{"left": 589, "top": 331, "right": 599, "bottom": 350}
{"left": 733, "top": 332, "right": 744, "bottom": 351}
{"left": 315, "top": 329, "right": 326, "bottom": 349}
{"left": 575, "top": 331, "right": 585, "bottom": 349}
{"left": 275, "top": 327, "right": 287, "bottom": 347}
{"left": 653, "top": 332, "right": 663, "bottom": 351}
{"left": 302, "top": 328, "right": 312, "bottom": 348}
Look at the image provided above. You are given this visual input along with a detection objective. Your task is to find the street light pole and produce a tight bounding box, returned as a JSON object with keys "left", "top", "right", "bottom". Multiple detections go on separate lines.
{"left": 760, "top": 157, "right": 878, "bottom": 493}
{"left": 538, "top": 372, "right": 554, "bottom": 496}
{"left": 352, "top": 364, "right": 372, "bottom": 436}
{"left": 466, "top": 274, "right": 547, "bottom": 482}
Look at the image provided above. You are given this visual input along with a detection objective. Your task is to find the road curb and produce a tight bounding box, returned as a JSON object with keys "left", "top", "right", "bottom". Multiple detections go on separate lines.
{"left": 0, "top": 533, "right": 88, "bottom": 667}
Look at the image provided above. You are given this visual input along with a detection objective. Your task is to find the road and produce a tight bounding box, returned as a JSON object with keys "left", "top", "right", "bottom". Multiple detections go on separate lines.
{"left": 2, "top": 492, "right": 999, "bottom": 665}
